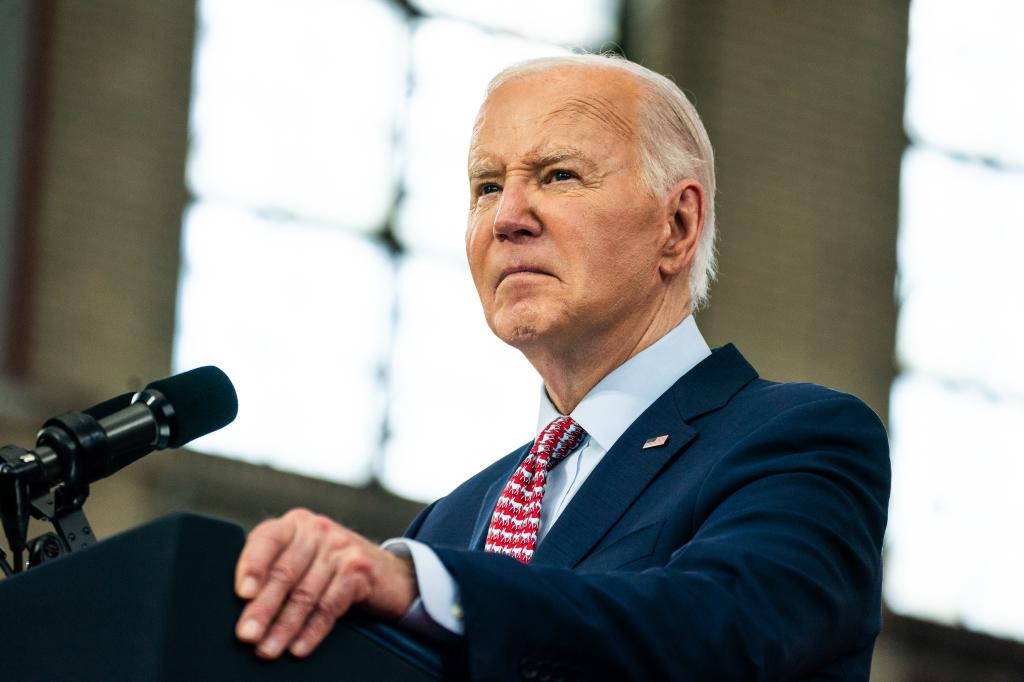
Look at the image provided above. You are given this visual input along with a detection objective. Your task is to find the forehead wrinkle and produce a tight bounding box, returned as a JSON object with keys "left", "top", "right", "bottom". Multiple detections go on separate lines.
{"left": 469, "top": 146, "right": 596, "bottom": 179}
{"left": 543, "top": 94, "right": 636, "bottom": 141}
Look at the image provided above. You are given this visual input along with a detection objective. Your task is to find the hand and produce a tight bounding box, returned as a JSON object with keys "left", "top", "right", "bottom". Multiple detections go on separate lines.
{"left": 233, "top": 508, "right": 418, "bottom": 659}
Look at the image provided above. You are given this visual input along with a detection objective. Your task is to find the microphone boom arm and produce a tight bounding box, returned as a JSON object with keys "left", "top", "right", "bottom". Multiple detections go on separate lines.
{"left": 0, "top": 437, "right": 97, "bottom": 575}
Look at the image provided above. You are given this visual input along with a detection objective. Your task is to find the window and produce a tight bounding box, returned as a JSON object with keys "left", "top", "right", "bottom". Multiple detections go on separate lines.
{"left": 174, "top": 0, "right": 620, "bottom": 500}
{"left": 885, "top": 0, "right": 1024, "bottom": 641}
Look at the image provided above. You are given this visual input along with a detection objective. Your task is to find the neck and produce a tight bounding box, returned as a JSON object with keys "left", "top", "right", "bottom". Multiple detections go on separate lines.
{"left": 527, "top": 295, "right": 691, "bottom": 414}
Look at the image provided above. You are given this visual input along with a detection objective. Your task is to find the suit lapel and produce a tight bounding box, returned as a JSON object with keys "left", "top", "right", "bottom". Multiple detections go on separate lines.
{"left": 530, "top": 343, "right": 758, "bottom": 568}
{"left": 469, "top": 442, "right": 531, "bottom": 550}
{"left": 670, "top": 344, "right": 758, "bottom": 423}
{"left": 530, "top": 397, "right": 696, "bottom": 568}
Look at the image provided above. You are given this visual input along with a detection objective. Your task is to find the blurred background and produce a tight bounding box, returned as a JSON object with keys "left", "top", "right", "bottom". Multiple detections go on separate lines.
{"left": 2, "top": 0, "right": 1022, "bottom": 678}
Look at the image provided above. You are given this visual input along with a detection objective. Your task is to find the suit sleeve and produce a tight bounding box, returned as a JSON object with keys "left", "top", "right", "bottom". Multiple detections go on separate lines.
{"left": 430, "top": 395, "right": 890, "bottom": 681}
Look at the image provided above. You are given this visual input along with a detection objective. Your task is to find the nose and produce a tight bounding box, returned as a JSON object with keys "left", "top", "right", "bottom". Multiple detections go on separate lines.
{"left": 493, "top": 180, "right": 541, "bottom": 242}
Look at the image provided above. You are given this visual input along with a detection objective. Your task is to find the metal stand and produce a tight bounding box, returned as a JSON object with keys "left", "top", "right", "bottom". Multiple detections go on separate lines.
{"left": 0, "top": 443, "right": 96, "bottom": 575}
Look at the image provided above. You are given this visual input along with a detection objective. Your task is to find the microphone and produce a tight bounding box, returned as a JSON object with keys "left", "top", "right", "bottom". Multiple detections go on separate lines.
{"left": 29, "top": 366, "right": 238, "bottom": 489}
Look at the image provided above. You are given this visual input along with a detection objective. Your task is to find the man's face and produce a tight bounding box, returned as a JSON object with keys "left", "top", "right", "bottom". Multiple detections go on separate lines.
{"left": 466, "top": 67, "right": 672, "bottom": 355}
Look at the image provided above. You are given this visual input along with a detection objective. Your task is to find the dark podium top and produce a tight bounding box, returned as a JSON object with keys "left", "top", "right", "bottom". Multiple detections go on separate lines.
{"left": 0, "top": 513, "right": 453, "bottom": 681}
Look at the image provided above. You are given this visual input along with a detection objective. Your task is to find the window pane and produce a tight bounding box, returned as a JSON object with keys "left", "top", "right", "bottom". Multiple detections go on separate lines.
{"left": 890, "top": 0, "right": 1024, "bottom": 643}
{"left": 896, "top": 147, "right": 1024, "bottom": 396}
{"left": 396, "top": 19, "right": 568, "bottom": 261}
{"left": 188, "top": 0, "right": 409, "bottom": 230}
{"left": 409, "top": 0, "right": 620, "bottom": 47}
{"left": 381, "top": 254, "right": 538, "bottom": 501}
{"left": 886, "top": 374, "right": 1024, "bottom": 641}
{"left": 906, "top": 0, "right": 1024, "bottom": 165}
{"left": 174, "top": 201, "right": 394, "bottom": 484}
{"left": 178, "top": 2, "right": 625, "bottom": 501}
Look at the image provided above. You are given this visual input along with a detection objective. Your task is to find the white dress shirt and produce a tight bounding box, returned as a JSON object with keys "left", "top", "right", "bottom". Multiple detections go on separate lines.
{"left": 383, "top": 315, "right": 711, "bottom": 638}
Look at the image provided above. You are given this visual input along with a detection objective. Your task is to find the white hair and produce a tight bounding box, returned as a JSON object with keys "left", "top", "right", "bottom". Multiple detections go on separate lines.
{"left": 487, "top": 54, "right": 718, "bottom": 310}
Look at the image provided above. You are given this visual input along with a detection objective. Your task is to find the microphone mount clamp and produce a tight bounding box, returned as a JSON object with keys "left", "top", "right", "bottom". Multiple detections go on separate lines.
{"left": 0, "top": 412, "right": 102, "bottom": 576}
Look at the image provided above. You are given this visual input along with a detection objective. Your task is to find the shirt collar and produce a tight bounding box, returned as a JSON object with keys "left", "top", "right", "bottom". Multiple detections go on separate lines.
{"left": 536, "top": 315, "right": 711, "bottom": 452}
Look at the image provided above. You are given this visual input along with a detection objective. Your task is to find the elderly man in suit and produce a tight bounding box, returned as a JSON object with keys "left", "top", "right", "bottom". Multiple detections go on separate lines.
{"left": 233, "top": 54, "right": 890, "bottom": 681}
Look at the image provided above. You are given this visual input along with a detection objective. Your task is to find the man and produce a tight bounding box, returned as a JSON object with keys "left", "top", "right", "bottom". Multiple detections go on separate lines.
{"left": 233, "top": 54, "right": 890, "bottom": 680}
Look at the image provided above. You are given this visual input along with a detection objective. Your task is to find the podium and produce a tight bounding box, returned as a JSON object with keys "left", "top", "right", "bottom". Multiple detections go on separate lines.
{"left": 0, "top": 513, "right": 456, "bottom": 681}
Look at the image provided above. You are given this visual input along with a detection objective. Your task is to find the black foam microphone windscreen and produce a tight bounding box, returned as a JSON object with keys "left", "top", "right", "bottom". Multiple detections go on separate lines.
{"left": 146, "top": 366, "right": 238, "bottom": 448}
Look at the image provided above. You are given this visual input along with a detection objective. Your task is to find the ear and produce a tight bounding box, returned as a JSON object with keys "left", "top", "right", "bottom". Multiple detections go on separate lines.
{"left": 658, "top": 179, "right": 705, "bottom": 279}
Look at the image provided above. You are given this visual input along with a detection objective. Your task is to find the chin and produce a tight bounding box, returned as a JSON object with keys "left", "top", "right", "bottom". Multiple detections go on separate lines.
{"left": 507, "top": 324, "right": 541, "bottom": 344}
{"left": 489, "top": 305, "right": 538, "bottom": 345}
{"left": 490, "top": 316, "right": 539, "bottom": 347}
{"left": 491, "top": 307, "right": 568, "bottom": 351}
{"left": 491, "top": 287, "right": 581, "bottom": 343}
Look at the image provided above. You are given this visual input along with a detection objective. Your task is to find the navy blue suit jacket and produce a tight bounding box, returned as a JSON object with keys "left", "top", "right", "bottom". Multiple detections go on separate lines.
{"left": 405, "top": 345, "right": 890, "bottom": 681}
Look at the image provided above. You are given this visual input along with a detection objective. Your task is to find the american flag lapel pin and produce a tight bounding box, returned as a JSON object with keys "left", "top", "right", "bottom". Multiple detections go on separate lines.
{"left": 642, "top": 434, "right": 669, "bottom": 449}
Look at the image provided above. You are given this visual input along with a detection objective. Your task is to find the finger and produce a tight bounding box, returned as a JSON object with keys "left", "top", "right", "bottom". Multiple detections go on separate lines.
{"left": 288, "top": 572, "right": 371, "bottom": 658}
{"left": 236, "top": 530, "right": 319, "bottom": 645}
{"left": 287, "top": 610, "right": 338, "bottom": 658}
{"left": 253, "top": 551, "right": 335, "bottom": 658}
{"left": 235, "top": 517, "right": 297, "bottom": 599}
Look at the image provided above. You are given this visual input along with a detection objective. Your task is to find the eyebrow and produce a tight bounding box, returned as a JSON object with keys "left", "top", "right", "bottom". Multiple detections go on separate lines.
{"left": 468, "top": 147, "right": 596, "bottom": 180}
{"left": 469, "top": 163, "right": 500, "bottom": 181}
{"left": 532, "top": 147, "right": 593, "bottom": 168}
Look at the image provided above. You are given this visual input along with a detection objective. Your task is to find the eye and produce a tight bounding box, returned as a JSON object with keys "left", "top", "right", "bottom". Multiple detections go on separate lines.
{"left": 477, "top": 182, "right": 502, "bottom": 196}
{"left": 548, "top": 169, "right": 577, "bottom": 183}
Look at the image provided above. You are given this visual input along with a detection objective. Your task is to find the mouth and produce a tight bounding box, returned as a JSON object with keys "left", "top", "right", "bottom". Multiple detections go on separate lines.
{"left": 497, "top": 266, "right": 553, "bottom": 286}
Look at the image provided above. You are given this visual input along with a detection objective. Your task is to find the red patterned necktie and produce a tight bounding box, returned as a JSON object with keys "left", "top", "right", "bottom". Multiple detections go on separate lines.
{"left": 485, "top": 416, "right": 588, "bottom": 563}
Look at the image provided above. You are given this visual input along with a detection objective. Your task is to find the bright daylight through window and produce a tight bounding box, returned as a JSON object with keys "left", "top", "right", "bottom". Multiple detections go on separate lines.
{"left": 173, "top": 0, "right": 620, "bottom": 500}
{"left": 885, "top": 0, "right": 1024, "bottom": 642}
